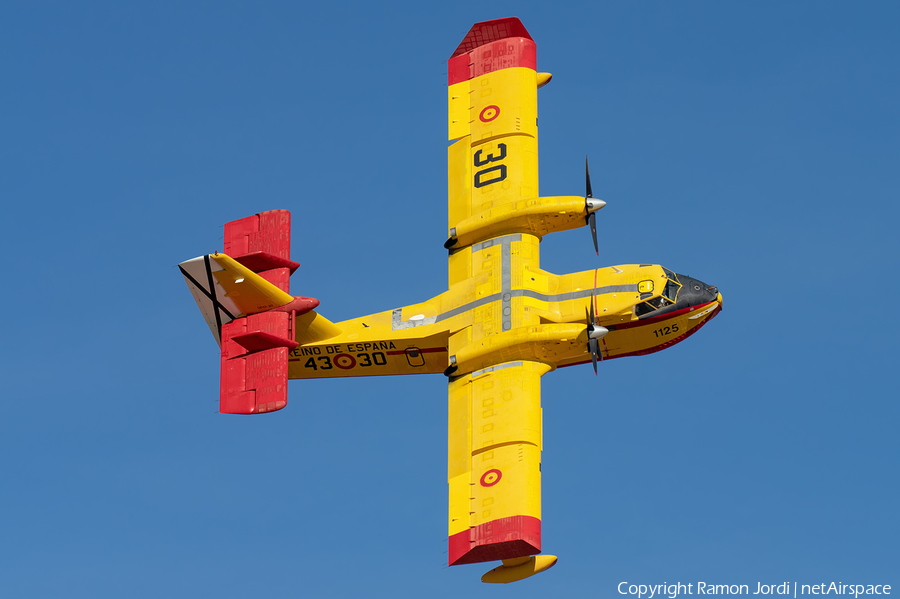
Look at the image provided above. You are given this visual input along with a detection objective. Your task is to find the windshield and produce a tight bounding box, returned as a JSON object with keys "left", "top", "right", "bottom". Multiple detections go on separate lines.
{"left": 636, "top": 270, "right": 682, "bottom": 317}
{"left": 663, "top": 279, "right": 681, "bottom": 303}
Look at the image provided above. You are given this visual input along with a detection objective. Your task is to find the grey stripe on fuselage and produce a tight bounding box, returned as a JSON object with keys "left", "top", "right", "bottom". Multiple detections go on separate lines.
{"left": 392, "top": 234, "right": 638, "bottom": 330}
{"left": 433, "top": 285, "right": 638, "bottom": 324}
{"left": 393, "top": 284, "right": 639, "bottom": 330}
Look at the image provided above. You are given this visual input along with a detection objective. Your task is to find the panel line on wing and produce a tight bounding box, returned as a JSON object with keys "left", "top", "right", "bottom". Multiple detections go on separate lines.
{"left": 470, "top": 131, "right": 534, "bottom": 148}
{"left": 471, "top": 361, "right": 523, "bottom": 378}
{"left": 471, "top": 234, "right": 522, "bottom": 253}
{"left": 472, "top": 439, "right": 539, "bottom": 457}
{"left": 501, "top": 237, "right": 512, "bottom": 330}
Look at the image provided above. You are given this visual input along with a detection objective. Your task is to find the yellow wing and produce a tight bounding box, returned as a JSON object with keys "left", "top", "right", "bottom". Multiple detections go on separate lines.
{"left": 444, "top": 18, "right": 551, "bottom": 568}
{"left": 448, "top": 360, "right": 550, "bottom": 565}
{"left": 446, "top": 18, "right": 542, "bottom": 287}
{"left": 447, "top": 64, "right": 539, "bottom": 232}
{"left": 442, "top": 18, "right": 580, "bottom": 574}
{"left": 445, "top": 18, "right": 585, "bottom": 293}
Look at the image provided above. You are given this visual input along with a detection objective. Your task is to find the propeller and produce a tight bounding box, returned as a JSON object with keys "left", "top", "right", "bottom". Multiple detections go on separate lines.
{"left": 585, "top": 295, "right": 609, "bottom": 375}
{"left": 584, "top": 157, "right": 606, "bottom": 256}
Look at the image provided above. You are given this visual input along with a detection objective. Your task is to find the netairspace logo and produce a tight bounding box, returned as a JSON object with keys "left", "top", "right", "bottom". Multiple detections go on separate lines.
{"left": 617, "top": 582, "right": 892, "bottom": 599}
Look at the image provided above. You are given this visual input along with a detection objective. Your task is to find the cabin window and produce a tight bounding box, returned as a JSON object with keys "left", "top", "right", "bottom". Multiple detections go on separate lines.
{"left": 635, "top": 296, "right": 666, "bottom": 317}
{"left": 405, "top": 347, "right": 425, "bottom": 367}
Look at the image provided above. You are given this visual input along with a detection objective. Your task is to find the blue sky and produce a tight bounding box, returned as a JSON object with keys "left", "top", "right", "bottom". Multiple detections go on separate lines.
{"left": 2, "top": 1, "right": 898, "bottom": 597}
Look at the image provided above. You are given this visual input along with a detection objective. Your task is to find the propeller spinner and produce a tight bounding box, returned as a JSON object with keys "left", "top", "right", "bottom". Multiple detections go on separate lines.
{"left": 585, "top": 296, "right": 609, "bottom": 375}
{"left": 585, "top": 157, "right": 607, "bottom": 256}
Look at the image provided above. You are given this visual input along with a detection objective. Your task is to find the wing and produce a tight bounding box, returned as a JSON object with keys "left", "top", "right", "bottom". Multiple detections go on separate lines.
{"left": 447, "top": 360, "right": 551, "bottom": 565}
{"left": 447, "top": 17, "right": 544, "bottom": 286}
{"left": 444, "top": 19, "right": 551, "bottom": 566}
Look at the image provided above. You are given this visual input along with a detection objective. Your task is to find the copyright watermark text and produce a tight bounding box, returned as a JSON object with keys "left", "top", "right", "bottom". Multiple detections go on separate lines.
{"left": 618, "top": 582, "right": 891, "bottom": 598}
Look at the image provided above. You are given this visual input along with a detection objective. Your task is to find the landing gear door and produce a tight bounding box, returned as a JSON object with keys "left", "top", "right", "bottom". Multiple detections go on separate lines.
{"left": 405, "top": 347, "right": 425, "bottom": 367}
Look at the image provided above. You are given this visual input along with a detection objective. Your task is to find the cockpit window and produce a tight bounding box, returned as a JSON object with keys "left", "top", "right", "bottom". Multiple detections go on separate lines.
{"left": 636, "top": 270, "right": 681, "bottom": 317}
{"left": 663, "top": 280, "right": 681, "bottom": 303}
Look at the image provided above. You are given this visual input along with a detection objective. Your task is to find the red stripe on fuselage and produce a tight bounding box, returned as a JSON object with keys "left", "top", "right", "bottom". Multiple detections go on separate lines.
{"left": 385, "top": 347, "right": 447, "bottom": 356}
{"left": 559, "top": 301, "right": 721, "bottom": 368}
{"left": 287, "top": 346, "right": 446, "bottom": 362}
{"left": 611, "top": 300, "right": 718, "bottom": 331}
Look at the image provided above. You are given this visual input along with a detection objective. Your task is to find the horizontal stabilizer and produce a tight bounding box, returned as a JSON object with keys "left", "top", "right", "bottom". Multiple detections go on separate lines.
{"left": 224, "top": 210, "right": 294, "bottom": 293}
{"left": 220, "top": 312, "right": 294, "bottom": 414}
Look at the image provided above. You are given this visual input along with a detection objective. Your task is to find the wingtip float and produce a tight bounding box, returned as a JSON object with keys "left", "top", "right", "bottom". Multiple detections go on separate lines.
{"left": 180, "top": 16, "right": 723, "bottom": 582}
{"left": 481, "top": 555, "right": 559, "bottom": 584}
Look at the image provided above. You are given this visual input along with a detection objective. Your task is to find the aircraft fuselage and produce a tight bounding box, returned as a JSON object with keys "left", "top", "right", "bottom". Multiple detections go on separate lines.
{"left": 287, "top": 260, "right": 722, "bottom": 380}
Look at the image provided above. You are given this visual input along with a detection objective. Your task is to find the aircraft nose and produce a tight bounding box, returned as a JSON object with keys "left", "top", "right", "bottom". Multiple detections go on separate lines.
{"left": 676, "top": 274, "right": 719, "bottom": 307}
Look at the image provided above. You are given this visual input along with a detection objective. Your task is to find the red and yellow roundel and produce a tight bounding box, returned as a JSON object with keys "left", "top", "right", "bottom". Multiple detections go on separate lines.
{"left": 480, "top": 469, "right": 502, "bottom": 487}
{"left": 479, "top": 105, "right": 500, "bottom": 122}
{"left": 333, "top": 354, "right": 357, "bottom": 370}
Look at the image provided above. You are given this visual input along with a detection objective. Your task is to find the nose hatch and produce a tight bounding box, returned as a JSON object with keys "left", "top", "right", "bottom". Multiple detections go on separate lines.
{"left": 675, "top": 274, "right": 719, "bottom": 308}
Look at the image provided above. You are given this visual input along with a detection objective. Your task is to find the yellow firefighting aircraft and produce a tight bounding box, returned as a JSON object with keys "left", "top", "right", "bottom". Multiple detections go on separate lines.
{"left": 179, "top": 17, "right": 722, "bottom": 584}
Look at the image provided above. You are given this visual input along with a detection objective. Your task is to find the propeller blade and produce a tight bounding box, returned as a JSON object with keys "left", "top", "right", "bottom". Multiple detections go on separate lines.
{"left": 589, "top": 293, "right": 595, "bottom": 325}
{"left": 588, "top": 211, "right": 598, "bottom": 256}
{"left": 587, "top": 296, "right": 600, "bottom": 375}
{"left": 585, "top": 156, "right": 593, "bottom": 198}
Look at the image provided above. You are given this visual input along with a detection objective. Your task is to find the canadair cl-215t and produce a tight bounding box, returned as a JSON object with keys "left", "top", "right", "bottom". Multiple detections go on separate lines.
{"left": 179, "top": 17, "right": 722, "bottom": 584}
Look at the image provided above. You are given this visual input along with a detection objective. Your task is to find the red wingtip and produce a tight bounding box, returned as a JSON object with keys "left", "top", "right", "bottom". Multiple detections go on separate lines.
{"left": 451, "top": 17, "right": 532, "bottom": 58}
